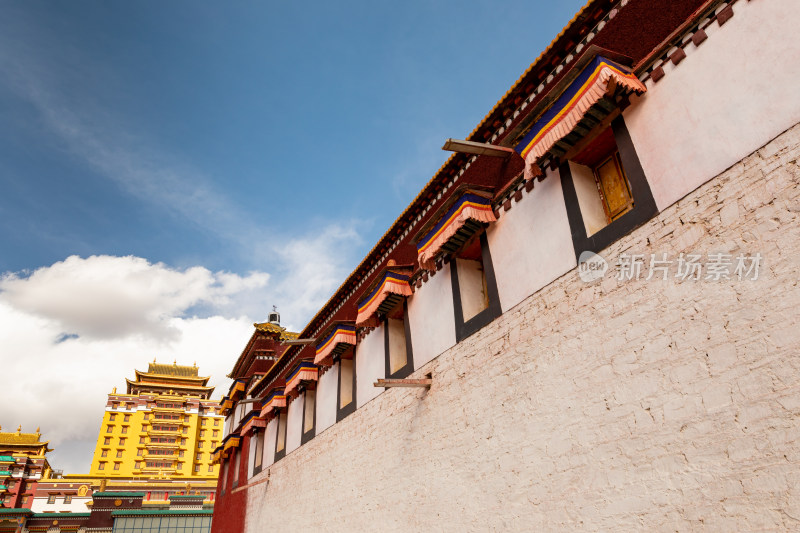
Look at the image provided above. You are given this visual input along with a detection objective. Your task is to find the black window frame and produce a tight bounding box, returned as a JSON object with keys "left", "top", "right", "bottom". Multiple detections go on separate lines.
{"left": 273, "top": 410, "right": 288, "bottom": 462}
{"left": 336, "top": 355, "right": 357, "bottom": 422}
{"left": 559, "top": 115, "right": 658, "bottom": 260}
{"left": 251, "top": 429, "right": 264, "bottom": 477}
{"left": 300, "top": 389, "right": 317, "bottom": 445}
{"left": 231, "top": 448, "right": 241, "bottom": 489}
{"left": 384, "top": 300, "right": 414, "bottom": 379}
{"left": 449, "top": 231, "right": 502, "bottom": 342}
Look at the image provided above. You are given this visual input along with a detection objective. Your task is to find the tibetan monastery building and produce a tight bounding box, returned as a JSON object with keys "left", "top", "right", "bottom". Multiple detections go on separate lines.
{"left": 212, "top": 0, "right": 800, "bottom": 531}
{"left": 0, "top": 427, "right": 52, "bottom": 509}
{"left": 88, "top": 361, "right": 223, "bottom": 482}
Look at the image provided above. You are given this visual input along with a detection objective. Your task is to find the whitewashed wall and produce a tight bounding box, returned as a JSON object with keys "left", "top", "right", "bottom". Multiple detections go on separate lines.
{"left": 315, "top": 363, "right": 338, "bottom": 435}
{"left": 356, "top": 324, "right": 386, "bottom": 408}
{"left": 285, "top": 394, "right": 303, "bottom": 454}
{"left": 624, "top": 0, "right": 800, "bottom": 210}
{"left": 30, "top": 496, "right": 91, "bottom": 513}
{"left": 487, "top": 167, "right": 576, "bottom": 313}
{"left": 408, "top": 263, "right": 456, "bottom": 370}
{"left": 263, "top": 417, "right": 277, "bottom": 468}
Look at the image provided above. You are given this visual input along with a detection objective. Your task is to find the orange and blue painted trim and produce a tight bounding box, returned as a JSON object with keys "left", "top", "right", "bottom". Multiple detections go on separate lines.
{"left": 357, "top": 271, "right": 411, "bottom": 314}
{"left": 417, "top": 193, "right": 493, "bottom": 254}
{"left": 315, "top": 324, "right": 357, "bottom": 356}
{"left": 264, "top": 390, "right": 286, "bottom": 405}
{"left": 515, "top": 56, "right": 639, "bottom": 159}
{"left": 286, "top": 361, "right": 317, "bottom": 383}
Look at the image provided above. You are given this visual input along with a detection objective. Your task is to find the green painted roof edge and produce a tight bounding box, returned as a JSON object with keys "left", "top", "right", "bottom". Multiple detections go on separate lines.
{"left": 111, "top": 509, "right": 213, "bottom": 516}
{"left": 31, "top": 512, "right": 91, "bottom": 518}
{"left": 92, "top": 491, "right": 146, "bottom": 498}
{"left": 168, "top": 495, "right": 205, "bottom": 499}
{"left": 0, "top": 508, "right": 33, "bottom": 514}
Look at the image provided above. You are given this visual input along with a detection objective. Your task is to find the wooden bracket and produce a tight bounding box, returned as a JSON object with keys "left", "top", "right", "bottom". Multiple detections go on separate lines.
{"left": 374, "top": 378, "right": 432, "bottom": 388}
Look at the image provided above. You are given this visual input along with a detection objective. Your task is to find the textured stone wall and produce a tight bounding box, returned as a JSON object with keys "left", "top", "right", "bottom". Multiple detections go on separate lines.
{"left": 243, "top": 123, "right": 800, "bottom": 531}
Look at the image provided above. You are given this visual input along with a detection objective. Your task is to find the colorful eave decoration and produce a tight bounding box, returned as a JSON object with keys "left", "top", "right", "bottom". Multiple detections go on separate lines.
{"left": 210, "top": 448, "right": 227, "bottom": 465}
{"left": 314, "top": 324, "right": 357, "bottom": 366}
{"left": 416, "top": 190, "right": 496, "bottom": 269}
{"left": 259, "top": 389, "right": 287, "bottom": 418}
{"left": 515, "top": 55, "right": 646, "bottom": 171}
{"left": 355, "top": 268, "right": 413, "bottom": 326}
{"left": 284, "top": 361, "right": 319, "bottom": 398}
{"left": 229, "top": 379, "right": 247, "bottom": 401}
{"left": 241, "top": 416, "right": 266, "bottom": 436}
{"left": 219, "top": 396, "right": 234, "bottom": 415}
{"left": 222, "top": 435, "right": 241, "bottom": 452}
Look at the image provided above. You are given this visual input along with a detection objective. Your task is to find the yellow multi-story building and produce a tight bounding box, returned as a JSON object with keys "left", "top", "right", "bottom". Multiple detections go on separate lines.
{"left": 88, "top": 361, "right": 224, "bottom": 481}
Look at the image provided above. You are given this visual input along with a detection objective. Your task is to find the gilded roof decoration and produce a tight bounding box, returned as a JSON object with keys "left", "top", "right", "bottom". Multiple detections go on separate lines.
{"left": 0, "top": 432, "right": 44, "bottom": 445}
{"left": 254, "top": 322, "right": 299, "bottom": 341}
{"left": 147, "top": 362, "right": 200, "bottom": 377}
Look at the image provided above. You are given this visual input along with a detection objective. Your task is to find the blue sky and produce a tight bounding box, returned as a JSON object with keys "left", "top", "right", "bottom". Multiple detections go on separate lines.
{"left": 0, "top": 1, "right": 584, "bottom": 473}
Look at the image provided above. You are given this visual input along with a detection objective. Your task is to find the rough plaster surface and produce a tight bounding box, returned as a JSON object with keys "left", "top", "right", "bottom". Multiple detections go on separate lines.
{"left": 243, "top": 123, "right": 800, "bottom": 531}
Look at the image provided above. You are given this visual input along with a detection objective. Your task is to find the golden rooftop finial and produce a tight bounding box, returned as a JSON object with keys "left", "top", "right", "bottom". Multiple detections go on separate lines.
{"left": 36, "top": 427, "right": 40, "bottom": 433}
{"left": 112, "top": 387, "right": 117, "bottom": 394}
{"left": 16, "top": 425, "right": 21, "bottom": 434}
{"left": 173, "top": 359, "right": 177, "bottom": 365}
{"left": 153, "top": 357, "right": 157, "bottom": 363}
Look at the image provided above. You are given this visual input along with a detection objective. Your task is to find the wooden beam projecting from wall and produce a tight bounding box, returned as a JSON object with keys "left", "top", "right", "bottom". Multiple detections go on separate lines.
{"left": 374, "top": 378, "right": 432, "bottom": 388}
{"left": 282, "top": 338, "right": 316, "bottom": 345}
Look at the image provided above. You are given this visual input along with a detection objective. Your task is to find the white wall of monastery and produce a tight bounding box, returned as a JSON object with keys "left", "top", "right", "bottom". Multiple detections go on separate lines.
{"left": 30, "top": 497, "right": 92, "bottom": 513}
{"left": 244, "top": 122, "right": 800, "bottom": 531}
{"left": 407, "top": 262, "right": 456, "bottom": 370}
{"left": 262, "top": 417, "right": 277, "bottom": 468}
{"left": 624, "top": 0, "right": 800, "bottom": 210}
{"left": 487, "top": 166, "right": 576, "bottom": 312}
{"left": 315, "top": 362, "right": 338, "bottom": 435}
{"left": 284, "top": 394, "right": 303, "bottom": 454}
{"left": 230, "top": 3, "right": 800, "bottom": 529}
{"left": 356, "top": 324, "right": 385, "bottom": 408}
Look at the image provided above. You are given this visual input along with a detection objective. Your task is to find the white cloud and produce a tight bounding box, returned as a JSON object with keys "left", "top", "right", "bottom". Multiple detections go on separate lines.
{"left": 269, "top": 222, "right": 364, "bottom": 330}
{"left": 0, "top": 297, "right": 254, "bottom": 473}
{"left": 0, "top": 257, "right": 269, "bottom": 472}
{"left": 0, "top": 255, "right": 269, "bottom": 340}
{"left": 0, "top": 248, "right": 365, "bottom": 474}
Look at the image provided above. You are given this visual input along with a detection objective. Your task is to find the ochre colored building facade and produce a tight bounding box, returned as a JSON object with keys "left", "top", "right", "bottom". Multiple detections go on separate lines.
{"left": 88, "top": 362, "right": 223, "bottom": 482}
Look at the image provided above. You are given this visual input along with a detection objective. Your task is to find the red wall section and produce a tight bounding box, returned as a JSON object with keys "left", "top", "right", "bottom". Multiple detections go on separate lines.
{"left": 210, "top": 437, "right": 251, "bottom": 533}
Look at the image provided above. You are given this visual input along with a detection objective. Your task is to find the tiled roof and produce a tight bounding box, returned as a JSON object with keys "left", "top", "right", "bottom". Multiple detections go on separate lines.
{"left": 254, "top": 322, "right": 299, "bottom": 341}
{"left": 0, "top": 432, "right": 44, "bottom": 445}
{"left": 147, "top": 363, "right": 199, "bottom": 377}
